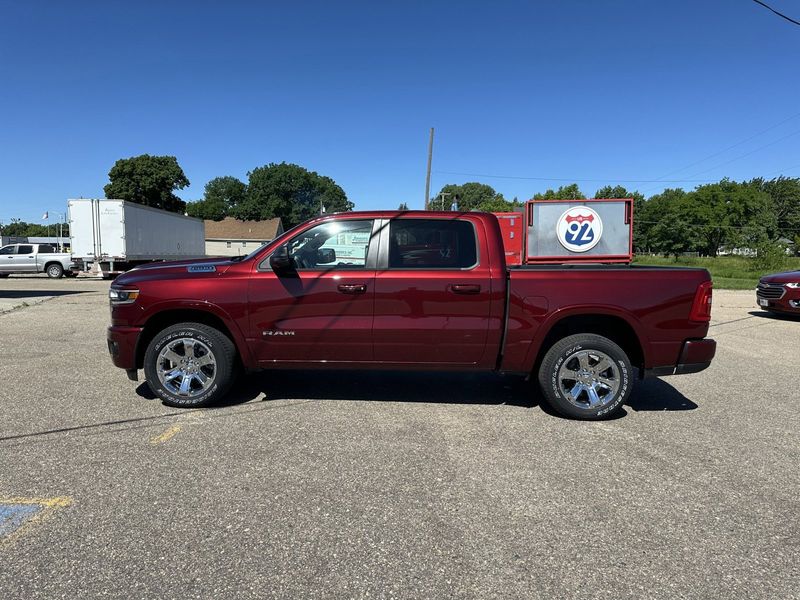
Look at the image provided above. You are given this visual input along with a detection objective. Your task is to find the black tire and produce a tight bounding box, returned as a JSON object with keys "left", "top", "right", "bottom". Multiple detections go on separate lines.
{"left": 143, "top": 322, "right": 237, "bottom": 408}
{"left": 46, "top": 263, "right": 64, "bottom": 278}
{"left": 537, "top": 333, "right": 632, "bottom": 420}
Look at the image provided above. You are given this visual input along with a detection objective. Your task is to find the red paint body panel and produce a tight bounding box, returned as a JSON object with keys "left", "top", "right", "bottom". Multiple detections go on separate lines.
{"left": 247, "top": 269, "right": 376, "bottom": 363}
{"left": 757, "top": 270, "right": 800, "bottom": 315}
{"left": 494, "top": 212, "right": 524, "bottom": 266}
{"left": 501, "top": 266, "right": 711, "bottom": 373}
{"left": 107, "top": 210, "right": 715, "bottom": 379}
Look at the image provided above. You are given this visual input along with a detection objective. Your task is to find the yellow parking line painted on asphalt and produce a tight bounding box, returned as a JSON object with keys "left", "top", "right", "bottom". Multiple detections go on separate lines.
{"left": 150, "top": 424, "right": 182, "bottom": 445}
{"left": 0, "top": 496, "right": 73, "bottom": 548}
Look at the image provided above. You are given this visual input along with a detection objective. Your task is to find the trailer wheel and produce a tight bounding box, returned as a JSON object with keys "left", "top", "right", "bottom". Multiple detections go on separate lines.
{"left": 46, "top": 263, "right": 64, "bottom": 278}
{"left": 537, "top": 333, "right": 632, "bottom": 420}
{"left": 143, "top": 322, "right": 237, "bottom": 408}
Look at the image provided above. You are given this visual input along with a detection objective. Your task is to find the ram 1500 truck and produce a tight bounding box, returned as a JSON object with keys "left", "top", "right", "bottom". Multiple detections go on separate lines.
{"left": 0, "top": 243, "right": 74, "bottom": 278}
{"left": 107, "top": 211, "right": 716, "bottom": 419}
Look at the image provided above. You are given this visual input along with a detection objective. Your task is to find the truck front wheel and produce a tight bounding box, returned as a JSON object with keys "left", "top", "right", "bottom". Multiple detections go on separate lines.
{"left": 143, "top": 322, "right": 237, "bottom": 408}
{"left": 537, "top": 333, "right": 632, "bottom": 420}
{"left": 46, "top": 263, "right": 64, "bottom": 278}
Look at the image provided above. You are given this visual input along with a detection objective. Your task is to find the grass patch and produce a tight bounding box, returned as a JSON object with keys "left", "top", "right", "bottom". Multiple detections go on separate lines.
{"left": 633, "top": 255, "right": 800, "bottom": 290}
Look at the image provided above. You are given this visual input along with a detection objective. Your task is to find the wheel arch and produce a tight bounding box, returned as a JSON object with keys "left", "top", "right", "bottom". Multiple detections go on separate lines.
{"left": 526, "top": 309, "right": 646, "bottom": 377}
{"left": 134, "top": 306, "right": 253, "bottom": 370}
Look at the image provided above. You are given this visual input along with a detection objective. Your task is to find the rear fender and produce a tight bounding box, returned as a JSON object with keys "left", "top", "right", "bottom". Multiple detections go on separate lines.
{"left": 519, "top": 305, "right": 649, "bottom": 374}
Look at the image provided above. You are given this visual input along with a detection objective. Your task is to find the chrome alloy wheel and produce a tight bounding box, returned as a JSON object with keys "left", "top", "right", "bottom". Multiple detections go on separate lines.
{"left": 557, "top": 349, "right": 621, "bottom": 410}
{"left": 156, "top": 338, "right": 217, "bottom": 398}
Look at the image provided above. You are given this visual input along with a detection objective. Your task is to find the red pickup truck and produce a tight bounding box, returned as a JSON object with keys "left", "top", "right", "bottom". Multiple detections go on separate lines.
{"left": 107, "top": 211, "right": 715, "bottom": 419}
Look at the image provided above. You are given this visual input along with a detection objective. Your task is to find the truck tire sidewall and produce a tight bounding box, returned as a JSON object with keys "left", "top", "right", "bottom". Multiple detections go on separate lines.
{"left": 46, "top": 263, "right": 64, "bottom": 278}
{"left": 538, "top": 334, "right": 631, "bottom": 420}
{"left": 143, "top": 323, "right": 235, "bottom": 408}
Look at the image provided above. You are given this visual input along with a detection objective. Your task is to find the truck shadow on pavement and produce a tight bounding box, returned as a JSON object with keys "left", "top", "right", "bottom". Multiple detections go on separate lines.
{"left": 139, "top": 370, "right": 698, "bottom": 418}
{"left": 0, "top": 290, "right": 90, "bottom": 299}
{"left": 748, "top": 310, "right": 800, "bottom": 321}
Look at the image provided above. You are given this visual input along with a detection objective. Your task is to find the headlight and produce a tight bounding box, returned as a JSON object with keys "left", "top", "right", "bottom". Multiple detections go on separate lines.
{"left": 785, "top": 282, "right": 800, "bottom": 289}
{"left": 109, "top": 288, "right": 140, "bottom": 304}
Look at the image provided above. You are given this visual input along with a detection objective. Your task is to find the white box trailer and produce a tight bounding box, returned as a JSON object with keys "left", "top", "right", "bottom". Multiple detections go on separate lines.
{"left": 68, "top": 199, "right": 205, "bottom": 275}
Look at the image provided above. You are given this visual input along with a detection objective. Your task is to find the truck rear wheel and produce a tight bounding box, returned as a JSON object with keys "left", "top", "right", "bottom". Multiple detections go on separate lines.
{"left": 46, "top": 263, "right": 64, "bottom": 278}
{"left": 143, "top": 322, "right": 237, "bottom": 408}
{"left": 537, "top": 333, "right": 632, "bottom": 420}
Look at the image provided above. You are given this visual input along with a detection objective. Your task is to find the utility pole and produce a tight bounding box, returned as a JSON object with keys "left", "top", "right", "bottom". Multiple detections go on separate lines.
{"left": 57, "top": 212, "right": 65, "bottom": 252}
{"left": 424, "top": 127, "right": 434, "bottom": 210}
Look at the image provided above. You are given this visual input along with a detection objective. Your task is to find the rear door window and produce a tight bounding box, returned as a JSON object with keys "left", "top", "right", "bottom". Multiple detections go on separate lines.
{"left": 388, "top": 219, "right": 477, "bottom": 269}
{"left": 17, "top": 245, "right": 33, "bottom": 254}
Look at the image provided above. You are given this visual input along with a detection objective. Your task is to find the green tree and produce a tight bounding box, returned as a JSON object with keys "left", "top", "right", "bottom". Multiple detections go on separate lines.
{"left": 432, "top": 182, "right": 510, "bottom": 212}
{"left": 103, "top": 154, "right": 189, "bottom": 213}
{"left": 533, "top": 183, "right": 585, "bottom": 200}
{"left": 398, "top": 202, "right": 410, "bottom": 210}
{"left": 186, "top": 176, "right": 247, "bottom": 221}
{"left": 748, "top": 176, "right": 800, "bottom": 240}
{"left": 637, "top": 188, "right": 687, "bottom": 253}
{"left": 0, "top": 221, "right": 70, "bottom": 238}
{"left": 234, "top": 162, "right": 353, "bottom": 227}
{"left": 685, "top": 180, "right": 775, "bottom": 256}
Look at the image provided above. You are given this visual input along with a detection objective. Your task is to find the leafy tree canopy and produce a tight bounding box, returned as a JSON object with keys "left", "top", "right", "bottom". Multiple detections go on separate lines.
{"left": 533, "top": 184, "right": 585, "bottom": 200}
{"left": 747, "top": 176, "right": 800, "bottom": 239}
{"left": 186, "top": 176, "right": 247, "bottom": 221}
{"left": 103, "top": 154, "right": 189, "bottom": 213}
{"left": 233, "top": 162, "right": 353, "bottom": 227}
{"left": 432, "top": 182, "right": 512, "bottom": 212}
{"left": 0, "top": 221, "right": 70, "bottom": 237}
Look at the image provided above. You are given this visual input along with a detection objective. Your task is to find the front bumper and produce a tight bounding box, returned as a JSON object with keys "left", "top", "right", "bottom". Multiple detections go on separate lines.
{"left": 644, "top": 338, "right": 716, "bottom": 378}
{"left": 756, "top": 287, "right": 800, "bottom": 314}
{"left": 107, "top": 325, "right": 143, "bottom": 371}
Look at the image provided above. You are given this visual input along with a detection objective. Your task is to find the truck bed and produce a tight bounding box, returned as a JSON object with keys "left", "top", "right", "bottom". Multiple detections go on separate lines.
{"left": 501, "top": 264, "right": 712, "bottom": 375}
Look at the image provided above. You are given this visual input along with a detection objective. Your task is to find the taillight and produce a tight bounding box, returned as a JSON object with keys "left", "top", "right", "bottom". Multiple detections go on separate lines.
{"left": 689, "top": 280, "right": 713, "bottom": 322}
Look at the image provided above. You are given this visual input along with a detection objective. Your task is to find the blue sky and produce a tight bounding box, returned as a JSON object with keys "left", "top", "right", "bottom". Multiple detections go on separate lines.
{"left": 1, "top": 0, "right": 799, "bottom": 224}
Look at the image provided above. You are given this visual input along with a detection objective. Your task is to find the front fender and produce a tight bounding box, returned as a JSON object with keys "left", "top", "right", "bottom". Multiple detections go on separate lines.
{"left": 136, "top": 299, "right": 256, "bottom": 369}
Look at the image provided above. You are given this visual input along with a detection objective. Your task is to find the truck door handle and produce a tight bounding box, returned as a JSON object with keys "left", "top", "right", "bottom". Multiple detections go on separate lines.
{"left": 337, "top": 283, "right": 367, "bottom": 294}
{"left": 450, "top": 284, "right": 481, "bottom": 295}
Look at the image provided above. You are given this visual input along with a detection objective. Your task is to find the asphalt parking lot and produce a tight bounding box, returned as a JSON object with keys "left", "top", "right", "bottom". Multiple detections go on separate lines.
{"left": 0, "top": 276, "right": 798, "bottom": 599}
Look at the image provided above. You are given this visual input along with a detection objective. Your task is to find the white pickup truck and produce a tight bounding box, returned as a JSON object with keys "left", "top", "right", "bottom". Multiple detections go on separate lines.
{"left": 0, "top": 243, "right": 75, "bottom": 278}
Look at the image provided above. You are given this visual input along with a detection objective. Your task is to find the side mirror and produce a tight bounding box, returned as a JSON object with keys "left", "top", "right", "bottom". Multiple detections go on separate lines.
{"left": 269, "top": 246, "right": 295, "bottom": 273}
{"left": 316, "top": 247, "right": 336, "bottom": 264}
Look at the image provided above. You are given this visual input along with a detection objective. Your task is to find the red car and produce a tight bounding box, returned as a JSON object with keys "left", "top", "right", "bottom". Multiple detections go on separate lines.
{"left": 106, "top": 211, "right": 716, "bottom": 420}
{"left": 756, "top": 270, "right": 800, "bottom": 315}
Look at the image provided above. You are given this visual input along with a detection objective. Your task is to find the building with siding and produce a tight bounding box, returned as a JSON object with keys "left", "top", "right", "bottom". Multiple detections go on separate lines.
{"left": 204, "top": 217, "right": 284, "bottom": 257}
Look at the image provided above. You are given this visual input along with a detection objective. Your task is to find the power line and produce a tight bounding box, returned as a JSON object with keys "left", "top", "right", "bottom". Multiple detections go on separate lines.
{"left": 680, "top": 128, "right": 800, "bottom": 179}
{"left": 645, "top": 110, "right": 800, "bottom": 182}
{"left": 433, "top": 171, "right": 718, "bottom": 184}
{"left": 766, "top": 163, "right": 800, "bottom": 177}
{"left": 751, "top": 0, "right": 800, "bottom": 27}
{"left": 640, "top": 127, "right": 800, "bottom": 194}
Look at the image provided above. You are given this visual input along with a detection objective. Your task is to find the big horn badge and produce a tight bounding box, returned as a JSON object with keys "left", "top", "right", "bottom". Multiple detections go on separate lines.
{"left": 556, "top": 206, "right": 603, "bottom": 253}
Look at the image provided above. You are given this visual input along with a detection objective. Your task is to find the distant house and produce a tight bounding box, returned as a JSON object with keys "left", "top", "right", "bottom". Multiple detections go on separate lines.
{"left": 204, "top": 217, "right": 284, "bottom": 257}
